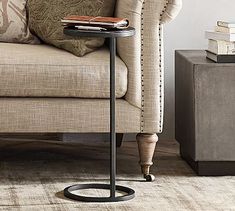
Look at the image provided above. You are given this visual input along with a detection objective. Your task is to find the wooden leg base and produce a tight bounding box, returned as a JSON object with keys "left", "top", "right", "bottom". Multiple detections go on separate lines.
{"left": 136, "top": 133, "right": 158, "bottom": 182}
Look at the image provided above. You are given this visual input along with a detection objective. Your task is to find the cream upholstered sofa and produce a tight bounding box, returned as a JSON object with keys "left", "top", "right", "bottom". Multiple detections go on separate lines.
{"left": 0, "top": 0, "right": 182, "bottom": 181}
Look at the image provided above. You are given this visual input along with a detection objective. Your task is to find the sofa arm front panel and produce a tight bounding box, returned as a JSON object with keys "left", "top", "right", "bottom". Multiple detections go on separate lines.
{"left": 115, "top": 0, "right": 181, "bottom": 133}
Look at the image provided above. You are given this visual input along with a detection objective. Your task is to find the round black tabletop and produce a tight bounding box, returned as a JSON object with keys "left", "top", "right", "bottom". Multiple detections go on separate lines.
{"left": 63, "top": 27, "right": 135, "bottom": 38}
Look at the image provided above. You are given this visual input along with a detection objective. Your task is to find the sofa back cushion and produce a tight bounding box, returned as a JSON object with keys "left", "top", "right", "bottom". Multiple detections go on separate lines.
{"left": 27, "top": 0, "right": 116, "bottom": 57}
{"left": 0, "top": 0, "right": 39, "bottom": 44}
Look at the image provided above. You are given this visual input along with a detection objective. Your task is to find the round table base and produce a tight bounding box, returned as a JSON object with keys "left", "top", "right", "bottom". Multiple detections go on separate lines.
{"left": 64, "top": 183, "right": 135, "bottom": 202}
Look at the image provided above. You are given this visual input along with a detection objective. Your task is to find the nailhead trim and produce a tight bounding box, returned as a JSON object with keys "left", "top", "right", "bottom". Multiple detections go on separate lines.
{"left": 140, "top": 1, "right": 145, "bottom": 132}
{"left": 158, "top": 26, "right": 163, "bottom": 132}
{"left": 140, "top": 0, "right": 169, "bottom": 133}
{"left": 158, "top": 1, "right": 169, "bottom": 132}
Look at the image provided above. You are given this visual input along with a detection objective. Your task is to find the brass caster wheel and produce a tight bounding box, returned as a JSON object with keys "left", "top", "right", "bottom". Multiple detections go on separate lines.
{"left": 144, "top": 174, "right": 155, "bottom": 182}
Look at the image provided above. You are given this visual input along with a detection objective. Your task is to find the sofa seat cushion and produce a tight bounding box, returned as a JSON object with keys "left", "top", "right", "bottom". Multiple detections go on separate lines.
{"left": 0, "top": 43, "right": 128, "bottom": 98}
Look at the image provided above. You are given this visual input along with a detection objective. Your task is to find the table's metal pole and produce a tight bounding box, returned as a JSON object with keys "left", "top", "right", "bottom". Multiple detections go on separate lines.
{"left": 63, "top": 29, "right": 135, "bottom": 202}
{"left": 110, "top": 37, "right": 116, "bottom": 198}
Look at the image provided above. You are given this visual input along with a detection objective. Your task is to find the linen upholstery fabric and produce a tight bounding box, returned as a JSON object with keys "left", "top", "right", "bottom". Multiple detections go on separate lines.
{"left": 0, "top": 0, "right": 39, "bottom": 43}
{"left": 161, "top": 0, "right": 182, "bottom": 24}
{"left": 0, "top": 98, "right": 141, "bottom": 133}
{"left": 0, "top": 43, "right": 127, "bottom": 98}
{"left": 0, "top": 1, "right": 182, "bottom": 134}
{"left": 115, "top": 0, "right": 182, "bottom": 133}
{"left": 27, "top": 0, "right": 116, "bottom": 57}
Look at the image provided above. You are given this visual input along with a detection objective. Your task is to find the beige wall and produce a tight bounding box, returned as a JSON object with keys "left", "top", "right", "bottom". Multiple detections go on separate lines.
{"left": 161, "top": 0, "right": 235, "bottom": 139}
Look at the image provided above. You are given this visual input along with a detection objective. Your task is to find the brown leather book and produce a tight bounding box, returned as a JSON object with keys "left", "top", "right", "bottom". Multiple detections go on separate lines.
{"left": 62, "top": 16, "right": 129, "bottom": 29}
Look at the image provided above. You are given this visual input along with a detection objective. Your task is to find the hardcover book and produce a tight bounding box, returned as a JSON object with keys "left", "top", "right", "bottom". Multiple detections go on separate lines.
{"left": 205, "top": 31, "right": 235, "bottom": 42}
{"left": 215, "top": 26, "right": 235, "bottom": 34}
{"left": 208, "top": 39, "right": 235, "bottom": 55}
{"left": 217, "top": 21, "right": 235, "bottom": 28}
{"left": 62, "top": 16, "right": 129, "bottom": 29}
{"left": 206, "top": 50, "right": 235, "bottom": 63}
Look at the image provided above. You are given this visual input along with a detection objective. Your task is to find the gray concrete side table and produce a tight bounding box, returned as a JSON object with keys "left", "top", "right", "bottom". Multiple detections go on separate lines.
{"left": 175, "top": 50, "right": 235, "bottom": 176}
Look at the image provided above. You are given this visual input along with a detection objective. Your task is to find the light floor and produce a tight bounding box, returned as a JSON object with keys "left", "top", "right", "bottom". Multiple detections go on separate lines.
{"left": 0, "top": 138, "right": 234, "bottom": 210}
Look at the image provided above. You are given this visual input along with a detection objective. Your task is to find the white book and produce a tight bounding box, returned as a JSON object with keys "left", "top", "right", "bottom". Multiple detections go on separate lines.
{"left": 75, "top": 26, "right": 107, "bottom": 31}
{"left": 215, "top": 26, "right": 235, "bottom": 34}
{"left": 217, "top": 21, "right": 235, "bottom": 28}
{"left": 205, "top": 31, "right": 235, "bottom": 42}
{"left": 208, "top": 39, "right": 235, "bottom": 55}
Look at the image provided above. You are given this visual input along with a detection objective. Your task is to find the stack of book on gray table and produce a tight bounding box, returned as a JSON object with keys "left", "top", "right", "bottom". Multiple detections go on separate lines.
{"left": 205, "top": 21, "right": 235, "bottom": 63}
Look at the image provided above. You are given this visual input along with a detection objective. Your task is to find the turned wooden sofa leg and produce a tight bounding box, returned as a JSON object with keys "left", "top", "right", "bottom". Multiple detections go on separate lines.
{"left": 136, "top": 133, "right": 158, "bottom": 182}
{"left": 116, "top": 133, "right": 123, "bottom": 148}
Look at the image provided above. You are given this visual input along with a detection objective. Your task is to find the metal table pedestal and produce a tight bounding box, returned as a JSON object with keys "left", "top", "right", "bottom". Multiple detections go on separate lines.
{"left": 63, "top": 28, "right": 135, "bottom": 202}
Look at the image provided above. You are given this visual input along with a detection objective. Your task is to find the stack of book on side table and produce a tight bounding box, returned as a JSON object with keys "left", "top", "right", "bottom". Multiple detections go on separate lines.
{"left": 205, "top": 21, "right": 235, "bottom": 63}
{"left": 61, "top": 16, "right": 129, "bottom": 31}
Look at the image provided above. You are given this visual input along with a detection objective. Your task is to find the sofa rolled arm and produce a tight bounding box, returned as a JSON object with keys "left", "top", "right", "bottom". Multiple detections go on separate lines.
{"left": 161, "top": 0, "right": 182, "bottom": 24}
{"left": 115, "top": 0, "right": 181, "bottom": 133}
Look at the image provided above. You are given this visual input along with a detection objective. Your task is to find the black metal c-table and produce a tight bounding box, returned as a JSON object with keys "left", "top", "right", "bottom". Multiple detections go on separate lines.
{"left": 63, "top": 27, "right": 135, "bottom": 202}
